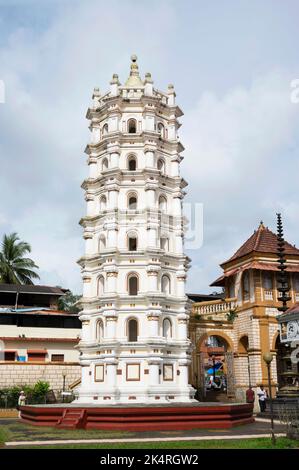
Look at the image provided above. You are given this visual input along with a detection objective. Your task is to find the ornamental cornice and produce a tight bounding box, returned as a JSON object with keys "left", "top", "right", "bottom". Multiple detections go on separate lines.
{"left": 146, "top": 265, "right": 161, "bottom": 274}
{"left": 83, "top": 232, "right": 93, "bottom": 240}
{"left": 144, "top": 144, "right": 157, "bottom": 153}
{"left": 147, "top": 311, "right": 161, "bottom": 320}
{"left": 145, "top": 183, "right": 159, "bottom": 191}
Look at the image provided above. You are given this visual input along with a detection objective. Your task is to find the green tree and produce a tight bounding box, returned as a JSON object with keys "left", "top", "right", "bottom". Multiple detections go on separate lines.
{"left": 58, "top": 290, "right": 80, "bottom": 313}
{"left": 0, "top": 232, "right": 40, "bottom": 284}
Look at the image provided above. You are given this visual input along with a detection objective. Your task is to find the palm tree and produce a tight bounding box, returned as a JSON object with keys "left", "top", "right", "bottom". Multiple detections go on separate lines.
{"left": 0, "top": 232, "right": 40, "bottom": 284}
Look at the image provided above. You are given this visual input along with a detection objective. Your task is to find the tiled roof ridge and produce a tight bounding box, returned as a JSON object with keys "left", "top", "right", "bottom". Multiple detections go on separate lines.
{"left": 223, "top": 222, "right": 299, "bottom": 265}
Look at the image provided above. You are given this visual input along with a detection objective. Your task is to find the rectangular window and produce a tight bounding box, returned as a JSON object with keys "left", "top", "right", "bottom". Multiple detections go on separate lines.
{"left": 163, "top": 364, "right": 174, "bottom": 381}
{"left": 95, "top": 364, "right": 104, "bottom": 382}
{"left": 4, "top": 351, "right": 16, "bottom": 361}
{"left": 242, "top": 272, "right": 250, "bottom": 302}
{"left": 263, "top": 272, "right": 273, "bottom": 300}
{"left": 51, "top": 354, "right": 64, "bottom": 363}
{"left": 126, "top": 363, "right": 140, "bottom": 381}
{"left": 27, "top": 351, "right": 46, "bottom": 362}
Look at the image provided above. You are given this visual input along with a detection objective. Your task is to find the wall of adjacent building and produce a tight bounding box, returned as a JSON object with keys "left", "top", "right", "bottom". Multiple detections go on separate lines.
{"left": 0, "top": 362, "right": 81, "bottom": 391}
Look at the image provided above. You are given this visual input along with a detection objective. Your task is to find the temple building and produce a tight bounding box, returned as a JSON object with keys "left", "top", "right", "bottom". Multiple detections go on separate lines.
{"left": 189, "top": 222, "right": 299, "bottom": 406}
{"left": 76, "top": 55, "right": 195, "bottom": 404}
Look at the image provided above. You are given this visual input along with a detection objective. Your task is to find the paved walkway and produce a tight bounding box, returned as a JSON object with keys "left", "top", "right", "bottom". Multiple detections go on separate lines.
{"left": 5, "top": 432, "right": 286, "bottom": 447}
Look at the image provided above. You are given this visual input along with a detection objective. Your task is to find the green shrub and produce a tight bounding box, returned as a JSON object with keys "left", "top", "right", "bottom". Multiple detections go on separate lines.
{"left": 0, "top": 381, "right": 50, "bottom": 408}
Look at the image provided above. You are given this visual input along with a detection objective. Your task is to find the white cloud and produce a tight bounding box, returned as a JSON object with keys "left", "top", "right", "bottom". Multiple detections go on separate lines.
{"left": 0, "top": 1, "right": 299, "bottom": 296}
{"left": 184, "top": 72, "right": 299, "bottom": 292}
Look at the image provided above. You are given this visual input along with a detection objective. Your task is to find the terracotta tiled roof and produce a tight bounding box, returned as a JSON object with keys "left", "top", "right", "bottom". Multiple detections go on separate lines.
{"left": 222, "top": 222, "right": 299, "bottom": 265}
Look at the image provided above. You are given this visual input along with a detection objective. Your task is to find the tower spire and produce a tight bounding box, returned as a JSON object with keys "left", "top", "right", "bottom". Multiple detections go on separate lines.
{"left": 276, "top": 213, "right": 291, "bottom": 312}
{"left": 125, "top": 54, "right": 143, "bottom": 87}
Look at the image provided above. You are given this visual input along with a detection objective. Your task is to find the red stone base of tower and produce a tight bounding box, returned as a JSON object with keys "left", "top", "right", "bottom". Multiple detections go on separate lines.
{"left": 20, "top": 403, "right": 254, "bottom": 431}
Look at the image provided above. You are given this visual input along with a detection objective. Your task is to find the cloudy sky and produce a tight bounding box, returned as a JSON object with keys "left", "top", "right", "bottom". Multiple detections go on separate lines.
{"left": 0, "top": 0, "right": 299, "bottom": 294}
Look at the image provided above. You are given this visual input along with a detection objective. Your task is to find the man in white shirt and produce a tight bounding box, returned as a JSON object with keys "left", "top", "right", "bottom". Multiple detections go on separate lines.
{"left": 257, "top": 385, "right": 267, "bottom": 412}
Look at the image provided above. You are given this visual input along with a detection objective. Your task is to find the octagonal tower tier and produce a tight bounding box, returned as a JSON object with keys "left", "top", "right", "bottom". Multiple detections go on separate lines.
{"left": 76, "top": 56, "right": 195, "bottom": 404}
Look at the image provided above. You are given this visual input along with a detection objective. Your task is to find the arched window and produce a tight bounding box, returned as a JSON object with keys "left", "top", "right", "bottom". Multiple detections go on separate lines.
{"left": 100, "top": 195, "right": 107, "bottom": 211}
{"left": 128, "top": 119, "right": 137, "bottom": 134}
{"left": 97, "top": 320, "right": 104, "bottom": 342}
{"left": 159, "top": 195, "right": 167, "bottom": 212}
{"left": 160, "top": 237, "right": 169, "bottom": 251}
{"left": 158, "top": 122, "right": 165, "bottom": 138}
{"left": 128, "top": 156, "right": 137, "bottom": 171}
{"left": 128, "top": 318, "right": 138, "bottom": 342}
{"left": 128, "top": 234, "right": 137, "bottom": 251}
{"left": 99, "top": 234, "right": 106, "bottom": 251}
{"left": 128, "top": 194, "right": 137, "bottom": 210}
{"left": 161, "top": 274, "right": 171, "bottom": 295}
{"left": 97, "top": 276, "right": 105, "bottom": 296}
{"left": 102, "top": 123, "right": 108, "bottom": 136}
{"left": 102, "top": 158, "right": 108, "bottom": 171}
{"left": 128, "top": 274, "right": 138, "bottom": 295}
{"left": 163, "top": 318, "right": 172, "bottom": 339}
{"left": 157, "top": 158, "right": 165, "bottom": 174}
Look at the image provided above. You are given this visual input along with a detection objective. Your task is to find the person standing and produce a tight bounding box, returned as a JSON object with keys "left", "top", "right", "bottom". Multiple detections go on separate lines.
{"left": 246, "top": 386, "right": 255, "bottom": 404}
{"left": 17, "top": 390, "right": 26, "bottom": 418}
{"left": 257, "top": 385, "right": 267, "bottom": 412}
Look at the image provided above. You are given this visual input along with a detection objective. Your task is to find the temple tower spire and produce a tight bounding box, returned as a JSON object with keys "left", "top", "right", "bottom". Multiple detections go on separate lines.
{"left": 76, "top": 55, "right": 195, "bottom": 404}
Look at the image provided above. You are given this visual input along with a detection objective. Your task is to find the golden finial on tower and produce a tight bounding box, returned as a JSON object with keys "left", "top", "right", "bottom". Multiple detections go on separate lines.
{"left": 125, "top": 54, "right": 143, "bottom": 87}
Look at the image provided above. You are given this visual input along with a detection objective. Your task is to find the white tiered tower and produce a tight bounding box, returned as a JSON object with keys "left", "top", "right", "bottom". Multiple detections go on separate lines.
{"left": 76, "top": 56, "right": 195, "bottom": 404}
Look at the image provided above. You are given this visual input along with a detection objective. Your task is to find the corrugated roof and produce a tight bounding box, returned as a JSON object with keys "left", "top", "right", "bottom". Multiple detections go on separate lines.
{"left": 222, "top": 222, "right": 299, "bottom": 266}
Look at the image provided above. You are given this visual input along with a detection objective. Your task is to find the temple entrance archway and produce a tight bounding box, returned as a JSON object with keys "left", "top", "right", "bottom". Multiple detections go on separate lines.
{"left": 197, "top": 332, "right": 235, "bottom": 402}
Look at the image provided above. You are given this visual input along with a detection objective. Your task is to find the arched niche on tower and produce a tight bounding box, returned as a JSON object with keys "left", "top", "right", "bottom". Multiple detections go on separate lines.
{"left": 127, "top": 230, "right": 138, "bottom": 251}
{"left": 162, "top": 317, "right": 172, "bottom": 339}
{"left": 126, "top": 317, "right": 139, "bottom": 342}
{"left": 161, "top": 274, "right": 171, "bottom": 295}
{"left": 127, "top": 154, "right": 137, "bottom": 171}
{"left": 127, "top": 272, "right": 139, "bottom": 296}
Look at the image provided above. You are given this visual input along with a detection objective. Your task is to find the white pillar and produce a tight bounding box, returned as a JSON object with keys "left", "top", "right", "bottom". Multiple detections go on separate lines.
{"left": 171, "top": 160, "right": 179, "bottom": 177}
{"left": 84, "top": 233, "right": 93, "bottom": 256}
{"left": 86, "top": 195, "right": 94, "bottom": 217}
{"left": 147, "top": 225, "right": 157, "bottom": 248}
{"left": 147, "top": 312, "right": 160, "bottom": 337}
{"left": 149, "top": 360, "right": 161, "bottom": 386}
{"left": 89, "top": 159, "right": 97, "bottom": 178}
{"left": 106, "top": 271, "right": 118, "bottom": 293}
{"left": 106, "top": 360, "right": 118, "bottom": 388}
{"left": 108, "top": 189, "right": 119, "bottom": 210}
{"left": 82, "top": 277, "right": 92, "bottom": 298}
{"left": 178, "top": 360, "right": 189, "bottom": 386}
{"left": 145, "top": 150, "right": 155, "bottom": 168}
{"left": 176, "top": 273, "right": 186, "bottom": 297}
{"left": 177, "top": 314, "right": 188, "bottom": 340}
{"left": 146, "top": 187, "right": 156, "bottom": 208}
{"left": 80, "top": 317, "right": 91, "bottom": 342}
{"left": 110, "top": 151, "right": 120, "bottom": 168}
{"left": 172, "top": 195, "right": 182, "bottom": 216}
{"left": 146, "top": 267, "right": 160, "bottom": 291}
{"left": 105, "top": 313, "right": 117, "bottom": 339}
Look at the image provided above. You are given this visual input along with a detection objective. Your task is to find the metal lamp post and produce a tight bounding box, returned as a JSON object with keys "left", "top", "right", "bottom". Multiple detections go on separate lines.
{"left": 62, "top": 371, "right": 67, "bottom": 403}
{"left": 263, "top": 352, "right": 276, "bottom": 445}
{"left": 212, "top": 355, "right": 216, "bottom": 383}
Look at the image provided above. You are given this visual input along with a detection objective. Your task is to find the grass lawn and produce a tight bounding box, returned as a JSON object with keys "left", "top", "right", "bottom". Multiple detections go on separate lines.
{"left": 7, "top": 437, "right": 299, "bottom": 449}
{"left": 0, "top": 420, "right": 133, "bottom": 444}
